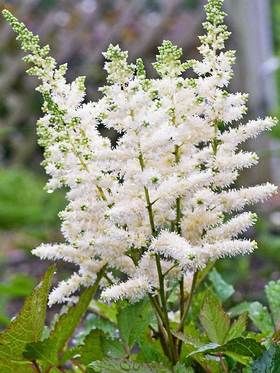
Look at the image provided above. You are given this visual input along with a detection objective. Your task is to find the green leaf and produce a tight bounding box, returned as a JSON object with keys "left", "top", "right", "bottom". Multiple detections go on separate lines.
{"left": 249, "top": 302, "right": 274, "bottom": 336}
{"left": 228, "top": 302, "right": 250, "bottom": 317}
{"left": 223, "top": 351, "right": 251, "bottom": 366}
{"left": 0, "top": 266, "right": 55, "bottom": 373}
{"left": 199, "top": 290, "right": 230, "bottom": 344}
{"left": 75, "top": 313, "right": 117, "bottom": 344}
{"left": 252, "top": 345, "right": 280, "bottom": 372}
{"left": 195, "top": 262, "right": 215, "bottom": 289}
{"left": 225, "top": 313, "right": 247, "bottom": 342}
{"left": 220, "top": 337, "right": 265, "bottom": 359}
{"left": 137, "top": 334, "right": 168, "bottom": 364}
{"left": 180, "top": 322, "right": 209, "bottom": 348}
{"left": 76, "top": 329, "right": 125, "bottom": 365}
{"left": 187, "top": 342, "right": 220, "bottom": 357}
{"left": 174, "top": 363, "right": 194, "bottom": 372}
{"left": 208, "top": 268, "right": 234, "bottom": 302}
{"left": 24, "top": 267, "right": 105, "bottom": 367}
{"left": 117, "top": 299, "right": 153, "bottom": 347}
{"left": 78, "top": 330, "right": 105, "bottom": 365}
{"left": 187, "top": 337, "right": 264, "bottom": 362}
{"left": 101, "top": 337, "right": 125, "bottom": 359}
{"left": 90, "top": 300, "right": 118, "bottom": 323}
{"left": 88, "top": 359, "right": 171, "bottom": 373}
{"left": 265, "top": 280, "right": 280, "bottom": 327}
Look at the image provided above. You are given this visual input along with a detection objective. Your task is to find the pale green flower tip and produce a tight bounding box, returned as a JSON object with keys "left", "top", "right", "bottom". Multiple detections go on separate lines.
{"left": 204, "top": 0, "right": 226, "bottom": 25}
{"left": 153, "top": 40, "right": 186, "bottom": 78}
{"left": 2, "top": 9, "right": 13, "bottom": 20}
{"left": 2, "top": 9, "right": 23, "bottom": 31}
{"left": 251, "top": 213, "right": 258, "bottom": 223}
{"left": 103, "top": 44, "right": 128, "bottom": 62}
{"left": 265, "top": 280, "right": 280, "bottom": 293}
{"left": 136, "top": 58, "right": 146, "bottom": 79}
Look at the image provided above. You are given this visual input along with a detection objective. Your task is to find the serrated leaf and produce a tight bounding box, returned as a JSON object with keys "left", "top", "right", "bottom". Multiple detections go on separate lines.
{"left": 0, "top": 266, "right": 55, "bottom": 373}
{"left": 249, "top": 302, "right": 274, "bottom": 336}
{"left": 117, "top": 299, "right": 153, "bottom": 347}
{"left": 90, "top": 300, "right": 117, "bottom": 323}
{"left": 24, "top": 268, "right": 105, "bottom": 367}
{"left": 265, "top": 280, "right": 280, "bottom": 328}
{"left": 179, "top": 322, "right": 209, "bottom": 348}
{"left": 228, "top": 302, "right": 250, "bottom": 318}
{"left": 187, "top": 337, "right": 264, "bottom": 362}
{"left": 65, "top": 334, "right": 124, "bottom": 366}
{"left": 225, "top": 313, "right": 247, "bottom": 342}
{"left": 195, "top": 262, "right": 215, "bottom": 289}
{"left": 88, "top": 359, "right": 171, "bottom": 372}
{"left": 137, "top": 334, "right": 168, "bottom": 364}
{"left": 101, "top": 337, "right": 125, "bottom": 359}
{"left": 221, "top": 337, "right": 264, "bottom": 359}
{"left": 76, "top": 313, "right": 117, "bottom": 343}
{"left": 78, "top": 329, "right": 105, "bottom": 364}
{"left": 189, "top": 288, "right": 208, "bottom": 321}
{"left": 199, "top": 290, "right": 230, "bottom": 344}
{"left": 187, "top": 342, "right": 220, "bottom": 357}
{"left": 174, "top": 363, "right": 194, "bottom": 372}
{"left": 252, "top": 344, "right": 280, "bottom": 372}
{"left": 223, "top": 351, "right": 251, "bottom": 365}
{"left": 209, "top": 268, "right": 234, "bottom": 302}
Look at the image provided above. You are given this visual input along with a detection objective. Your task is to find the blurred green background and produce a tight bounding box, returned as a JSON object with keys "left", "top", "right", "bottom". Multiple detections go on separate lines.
{"left": 0, "top": 0, "right": 280, "bottom": 326}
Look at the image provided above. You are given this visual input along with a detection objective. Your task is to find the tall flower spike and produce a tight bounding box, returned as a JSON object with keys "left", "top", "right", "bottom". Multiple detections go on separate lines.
{"left": 102, "top": 44, "right": 134, "bottom": 84}
{"left": 3, "top": 0, "right": 277, "bottom": 305}
{"left": 153, "top": 40, "right": 192, "bottom": 77}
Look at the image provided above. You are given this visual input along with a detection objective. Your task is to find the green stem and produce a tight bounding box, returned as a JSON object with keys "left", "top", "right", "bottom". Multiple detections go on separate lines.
{"left": 149, "top": 295, "right": 166, "bottom": 323}
{"left": 163, "top": 263, "right": 179, "bottom": 277}
{"left": 138, "top": 150, "right": 177, "bottom": 363}
{"left": 155, "top": 254, "right": 177, "bottom": 363}
{"left": 179, "top": 277, "right": 184, "bottom": 320}
{"left": 219, "top": 353, "right": 228, "bottom": 373}
{"left": 144, "top": 186, "right": 156, "bottom": 235}
{"left": 177, "top": 271, "right": 198, "bottom": 332}
{"left": 149, "top": 297, "right": 171, "bottom": 360}
{"left": 32, "top": 361, "right": 42, "bottom": 373}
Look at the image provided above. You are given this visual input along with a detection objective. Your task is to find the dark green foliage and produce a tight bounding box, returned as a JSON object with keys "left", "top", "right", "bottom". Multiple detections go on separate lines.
{"left": 252, "top": 345, "right": 280, "bottom": 373}
{"left": 209, "top": 268, "right": 235, "bottom": 302}
{"left": 117, "top": 300, "right": 153, "bottom": 348}
{"left": 199, "top": 290, "right": 230, "bottom": 344}
{"left": 0, "top": 266, "right": 54, "bottom": 372}
{"left": 89, "top": 359, "right": 172, "bottom": 373}
{"left": 0, "top": 264, "right": 279, "bottom": 372}
{"left": 24, "top": 268, "right": 106, "bottom": 369}
{"left": 187, "top": 337, "right": 264, "bottom": 360}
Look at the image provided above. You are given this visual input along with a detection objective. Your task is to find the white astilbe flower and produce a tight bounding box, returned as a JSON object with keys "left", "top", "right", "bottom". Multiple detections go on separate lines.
{"left": 205, "top": 212, "right": 257, "bottom": 242}
{"left": 4, "top": 0, "right": 277, "bottom": 305}
{"left": 101, "top": 277, "right": 152, "bottom": 303}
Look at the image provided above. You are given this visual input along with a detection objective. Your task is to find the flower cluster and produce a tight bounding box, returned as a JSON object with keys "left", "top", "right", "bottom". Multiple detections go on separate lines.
{"left": 3, "top": 0, "right": 277, "bottom": 306}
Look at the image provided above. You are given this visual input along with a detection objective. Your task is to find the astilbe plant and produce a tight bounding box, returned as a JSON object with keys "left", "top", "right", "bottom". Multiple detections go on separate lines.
{"left": 2, "top": 0, "right": 279, "bottom": 370}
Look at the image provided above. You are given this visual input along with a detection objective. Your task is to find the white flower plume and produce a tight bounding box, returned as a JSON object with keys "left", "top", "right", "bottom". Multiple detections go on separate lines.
{"left": 3, "top": 0, "right": 277, "bottom": 305}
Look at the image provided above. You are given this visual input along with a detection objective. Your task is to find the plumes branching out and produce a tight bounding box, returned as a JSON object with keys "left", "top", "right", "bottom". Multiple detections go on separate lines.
{"left": 2, "top": 0, "right": 277, "bottom": 306}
